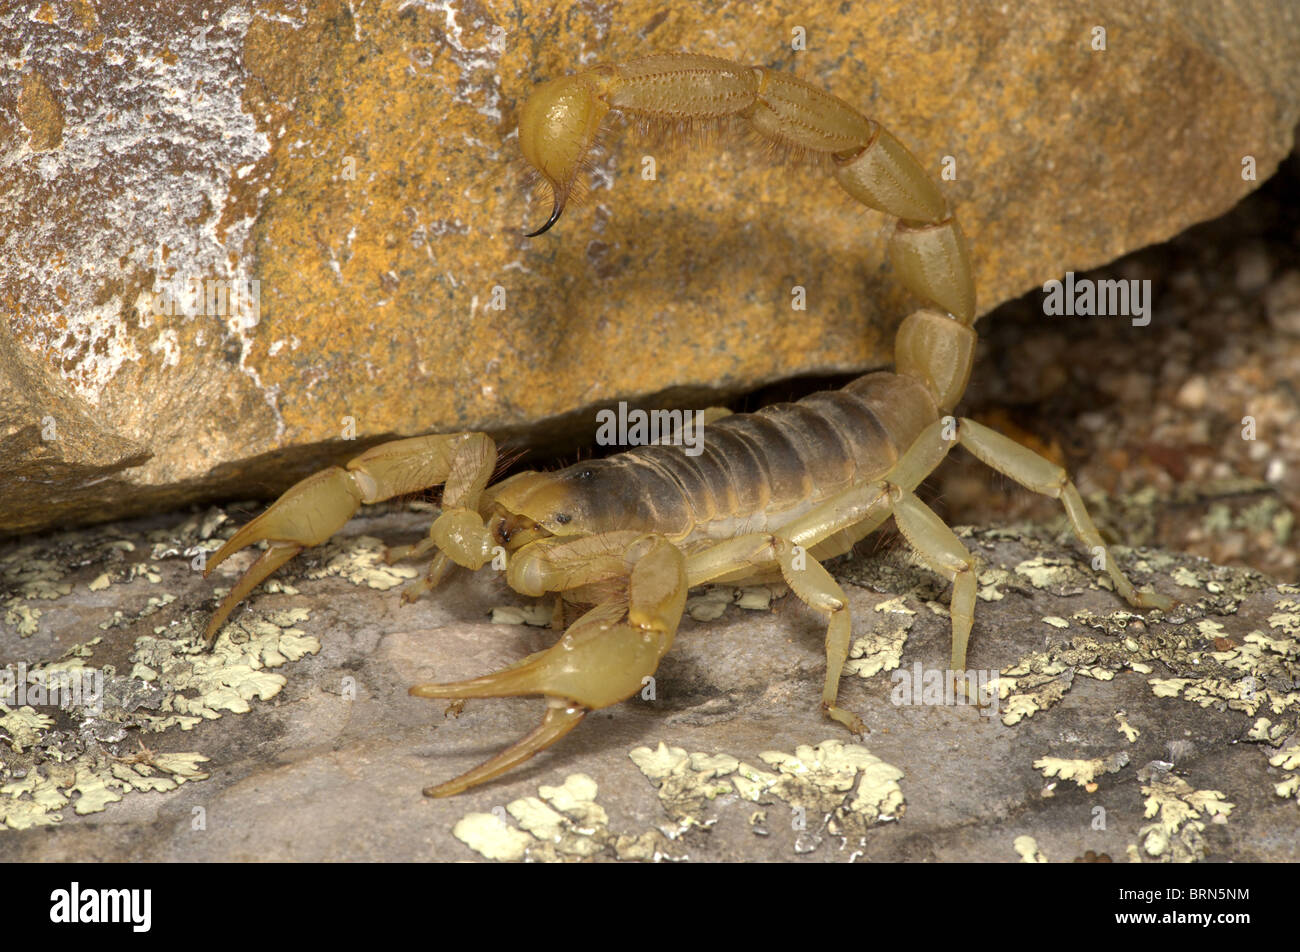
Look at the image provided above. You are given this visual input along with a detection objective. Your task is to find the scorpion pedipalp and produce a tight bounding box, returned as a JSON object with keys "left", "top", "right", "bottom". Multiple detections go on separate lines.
{"left": 203, "top": 432, "right": 497, "bottom": 642}
{"left": 410, "top": 535, "right": 687, "bottom": 797}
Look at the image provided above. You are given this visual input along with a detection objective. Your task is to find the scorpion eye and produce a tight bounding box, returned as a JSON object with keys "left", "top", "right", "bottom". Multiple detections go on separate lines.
{"left": 577, "top": 469, "right": 594, "bottom": 479}
{"left": 554, "top": 513, "right": 572, "bottom": 525}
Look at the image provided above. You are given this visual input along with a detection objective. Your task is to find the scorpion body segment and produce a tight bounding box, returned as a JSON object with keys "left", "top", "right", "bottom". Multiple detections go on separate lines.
{"left": 203, "top": 53, "right": 1171, "bottom": 799}
{"left": 518, "top": 368, "right": 942, "bottom": 546}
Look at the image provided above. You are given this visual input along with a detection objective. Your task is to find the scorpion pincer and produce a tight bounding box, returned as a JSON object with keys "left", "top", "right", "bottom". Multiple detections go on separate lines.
{"left": 203, "top": 53, "right": 1172, "bottom": 797}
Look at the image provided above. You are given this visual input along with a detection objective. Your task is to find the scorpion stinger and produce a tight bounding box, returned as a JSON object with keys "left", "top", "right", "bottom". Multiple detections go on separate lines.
{"left": 524, "top": 199, "right": 563, "bottom": 238}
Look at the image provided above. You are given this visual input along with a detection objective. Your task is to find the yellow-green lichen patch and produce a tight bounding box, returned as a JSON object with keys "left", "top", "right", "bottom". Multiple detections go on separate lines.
{"left": 2, "top": 746, "right": 209, "bottom": 830}
{"left": 2, "top": 604, "right": 319, "bottom": 832}
{"left": 1115, "top": 710, "right": 1140, "bottom": 742}
{"left": 0, "top": 706, "right": 55, "bottom": 753}
{"left": 144, "top": 508, "right": 229, "bottom": 563}
{"left": 1268, "top": 743, "right": 1300, "bottom": 771}
{"left": 629, "top": 739, "right": 904, "bottom": 841}
{"left": 1014, "top": 556, "right": 1102, "bottom": 595}
{"left": 685, "top": 588, "right": 731, "bottom": 621}
{"left": 845, "top": 597, "right": 914, "bottom": 680}
{"left": 997, "top": 586, "right": 1299, "bottom": 731}
{"left": 130, "top": 608, "right": 318, "bottom": 727}
{"left": 737, "top": 585, "right": 783, "bottom": 611}
{"left": 0, "top": 768, "right": 70, "bottom": 830}
{"left": 0, "top": 637, "right": 102, "bottom": 752}
{"left": 300, "top": 535, "right": 418, "bottom": 590}
{"left": 99, "top": 594, "right": 177, "bottom": 631}
{"left": 975, "top": 566, "right": 1016, "bottom": 602}
{"left": 628, "top": 742, "right": 738, "bottom": 827}
{"left": 452, "top": 773, "right": 679, "bottom": 863}
{"left": 1033, "top": 752, "right": 1129, "bottom": 789}
{"left": 1142, "top": 602, "right": 1299, "bottom": 721}
{"left": 759, "top": 741, "right": 906, "bottom": 836}
{"left": 1247, "top": 716, "right": 1291, "bottom": 745}
{"left": 2, "top": 546, "right": 75, "bottom": 601}
{"left": 0, "top": 522, "right": 194, "bottom": 642}
{"left": 1014, "top": 835, "right": 1047, "bottom": 863}
{"left": 126, "top": 563, "right": 163, "bottom": 585}
{"left": 1, "top": 542, "right": 74, "bottom": 638}
{"left": 685, "top": 585, "right": 782, "bottom": 622}
{"left": 997, "top": 660, "right": 1077, "bottom": 727}
{"left": 1, "top": 507, "right": 333, "bottom": 834}
{"left": 452, "top": 811, "right": 538, "bottom": 862}
{"left": 490, "top": 604, "right": 554, "bottom": 626}
{"left": 1137, "top": 769, "right": 1234, "bottom": 863}
{"left": 1269, "top": 742, "right": 1300, "bottom": 801}
{"left": 7, "top": 604, "right": 42, "bottom": 637}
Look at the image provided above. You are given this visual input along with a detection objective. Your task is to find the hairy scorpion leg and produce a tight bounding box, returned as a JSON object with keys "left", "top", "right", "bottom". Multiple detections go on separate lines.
{"left": 203, "top": 432, "right": 496, "bottom": 641}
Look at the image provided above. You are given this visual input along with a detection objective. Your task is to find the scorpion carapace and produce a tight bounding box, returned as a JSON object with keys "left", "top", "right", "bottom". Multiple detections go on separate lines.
{"left": 203, "top": 53, "right": 1171, "bottom": 798}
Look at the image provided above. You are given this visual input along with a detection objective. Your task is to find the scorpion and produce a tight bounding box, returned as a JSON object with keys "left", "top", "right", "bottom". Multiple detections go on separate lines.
{"left": 203, "top": 53, "right": 1172, "bottom": 798}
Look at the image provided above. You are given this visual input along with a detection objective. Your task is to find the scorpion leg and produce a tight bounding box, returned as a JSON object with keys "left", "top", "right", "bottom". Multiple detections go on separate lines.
{"left": 681, "top": 414, "right": 980, "bottom": 724}
{"left": 775, "top": 545, "right": 866, "bottom": 733}
{"left": 410, "top": 533, "right": 687, "bottom": 797}
{"left": 883, "top": 417, "right": 1169, "bottom": 611}
{"left": 952, "top": 418, "right": 1173, "bottom": 610}
{"left": 203, "top": 432, "right": 495, "bottom": 641}
{"left": 879, "top": 417, "right": 1169, "bottom": 689}
{"left": 684, "top": 482, "right": 899, "bottom": 733}
{"left": 679, "top": 417, "right": 1001, "bottom": 725}
{"left": 888, "top": 489, "right": 979, "bottom": 676}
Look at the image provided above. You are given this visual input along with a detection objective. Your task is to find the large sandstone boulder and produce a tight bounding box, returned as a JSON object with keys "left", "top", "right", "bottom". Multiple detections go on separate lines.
{"left": 3, "top": 0, "right": 1299, "bottom": 533}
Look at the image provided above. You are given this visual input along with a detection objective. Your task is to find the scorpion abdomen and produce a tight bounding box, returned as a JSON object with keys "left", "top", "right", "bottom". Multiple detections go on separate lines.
{"left": 553, "top": 369, "right": 939, "bottom": 540}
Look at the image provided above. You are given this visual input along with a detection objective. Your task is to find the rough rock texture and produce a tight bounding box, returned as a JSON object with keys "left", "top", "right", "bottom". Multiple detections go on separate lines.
{"left": 4, "top": 0, "right": 1300, "bottom": 534}
{"left": 2, "top": 504, "right": 1297, "bottom": 862}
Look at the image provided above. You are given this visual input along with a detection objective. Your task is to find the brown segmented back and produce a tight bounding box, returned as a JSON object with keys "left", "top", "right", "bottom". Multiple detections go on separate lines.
{"left": 544, "top": 368, "right": 937, "bottom": 542}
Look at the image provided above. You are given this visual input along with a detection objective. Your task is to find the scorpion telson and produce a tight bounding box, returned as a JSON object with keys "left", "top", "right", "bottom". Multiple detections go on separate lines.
{"left": 204, "top": 53, "right": 1172, "bottom": 798}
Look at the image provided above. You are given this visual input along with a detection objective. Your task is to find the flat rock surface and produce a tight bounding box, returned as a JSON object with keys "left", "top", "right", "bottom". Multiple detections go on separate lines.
{"left": 2, "top": 504, "right": 1297, "bottom": 862}
{"left": 4, "top": 0, "right": 1300, "bottom": 534}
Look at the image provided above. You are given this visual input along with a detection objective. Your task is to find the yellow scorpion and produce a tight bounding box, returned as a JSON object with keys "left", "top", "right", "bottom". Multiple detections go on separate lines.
{"left": 204, "top": 53, "right": 1172, "bottom": 798}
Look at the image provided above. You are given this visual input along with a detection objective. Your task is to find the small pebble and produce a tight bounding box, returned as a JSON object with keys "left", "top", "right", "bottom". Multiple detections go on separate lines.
{"left": 1174, "top": 375, "right": 1208, "bottom": 410}
{"left": 1234, "top": 242, "right": 1273, "bottom": 293}
{"left": 1264, "top": 269, "right": 1300, "bottom": 337}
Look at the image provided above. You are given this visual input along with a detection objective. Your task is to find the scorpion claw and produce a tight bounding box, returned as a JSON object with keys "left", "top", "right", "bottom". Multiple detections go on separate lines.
{"left": 202, "top": 466, "right": 364, "bottom": 642}
{"left": 410, "top": 597, "right": 679, "bottom": 796}
{"left": 204, "top": 542, "right": 302, "bottom": 642}
{"left": 421, "top": 700, "right": 588, "bottom": 798}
